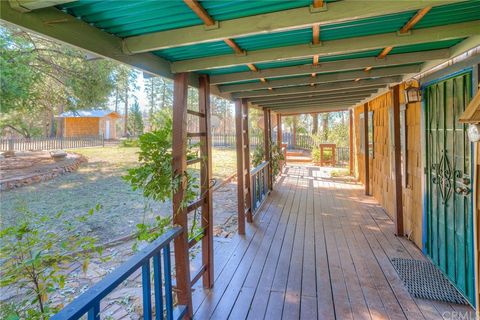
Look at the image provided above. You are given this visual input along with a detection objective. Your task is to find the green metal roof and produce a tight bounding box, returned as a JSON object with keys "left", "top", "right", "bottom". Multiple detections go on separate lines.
{"left": 58, "top": 0, "right": 319, "bottom": 37}
{"left": 152, "top": 1, "right": 478, "bottom": 62}
{"left": 196, "top": 38, "right": 464, "bottom": 78}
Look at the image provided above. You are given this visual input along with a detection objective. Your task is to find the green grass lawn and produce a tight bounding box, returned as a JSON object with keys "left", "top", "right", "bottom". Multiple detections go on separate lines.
{"left": 1, "top": 146, "right": 237, "bottom": 242}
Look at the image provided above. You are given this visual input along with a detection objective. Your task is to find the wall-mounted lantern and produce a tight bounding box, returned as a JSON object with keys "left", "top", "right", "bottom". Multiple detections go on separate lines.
{"left": 404, "top": 83, "right": 422, "bottom": 104}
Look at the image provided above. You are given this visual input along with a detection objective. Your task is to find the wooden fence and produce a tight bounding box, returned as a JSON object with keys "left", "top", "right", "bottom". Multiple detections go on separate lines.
{"left": 0, "top": 135, "right": 104, "bottom": 151}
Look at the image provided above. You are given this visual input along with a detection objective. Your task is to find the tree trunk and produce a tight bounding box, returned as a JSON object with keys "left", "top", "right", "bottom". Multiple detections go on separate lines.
{"left": 56, "top": 104, "right": 64, "bottom": 137}
{"left": 123, "top": 85, "right": 129, "bottom": 137}
{"left": 114, "top": 86, "right": 119, "bottom": 113}
{"left": 312, "top": 113, "right": 318, "bottom": 134}
{"left": 322, "top": 113, "right": 329, "bottom": 141}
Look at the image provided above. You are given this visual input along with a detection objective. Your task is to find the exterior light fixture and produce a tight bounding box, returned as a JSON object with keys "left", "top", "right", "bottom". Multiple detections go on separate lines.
{"left": 404, "top": 82, "right": 421, "bottom": 103}
{"left": 467, "top": 124, "right": 480, "bottom": 142}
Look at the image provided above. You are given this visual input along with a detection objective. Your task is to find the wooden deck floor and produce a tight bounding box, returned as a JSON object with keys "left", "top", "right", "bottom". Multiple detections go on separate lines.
{"left": 191, "top": 165, "right": 473, "bottom": 320}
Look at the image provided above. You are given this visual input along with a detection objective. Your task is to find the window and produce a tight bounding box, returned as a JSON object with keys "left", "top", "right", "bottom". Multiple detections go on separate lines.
{"left": 360, "top": 111, "right": 374, "bottom": 158}
{"left": 389, "top": 104, "right": 408, "bottom": 187}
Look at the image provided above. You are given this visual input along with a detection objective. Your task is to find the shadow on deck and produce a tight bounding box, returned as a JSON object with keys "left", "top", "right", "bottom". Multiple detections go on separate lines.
{"left": 191, "top": 165, "right": 473, "bottom": 320}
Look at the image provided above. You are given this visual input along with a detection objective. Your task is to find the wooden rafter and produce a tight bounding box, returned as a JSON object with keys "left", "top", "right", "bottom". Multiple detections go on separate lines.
{"left": 378, "top": 46, "right": 393, "bottom": 59}
{"left": 224, "top": 38, "right": 244, "bottom": 54}
{"left": 247, "top": 63, "right": 258, "bottom": 72}
{"left": 378, "top": 6, "right": 431, "bottom": 59}
{"left": 183, "top": 0, "right": 215, "bottom": 26}
{"left": 400, "top": 6, "right": 432, "bottom": 34}
{"left": 312, "top": 24, "right": 320, "bottom": 45}
{"left": 312, "top": 0, "right": 324, "bottom": 8}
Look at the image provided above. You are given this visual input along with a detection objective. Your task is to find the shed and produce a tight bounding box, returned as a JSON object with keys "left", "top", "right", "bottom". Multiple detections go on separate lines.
{"left": 57, "top": 110, "right": 121, "bottom": 139}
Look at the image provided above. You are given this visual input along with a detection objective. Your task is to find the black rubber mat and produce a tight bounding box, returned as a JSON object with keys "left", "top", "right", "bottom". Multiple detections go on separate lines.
{"left": 391, "top": 258, "right": 468, "bottom": 305}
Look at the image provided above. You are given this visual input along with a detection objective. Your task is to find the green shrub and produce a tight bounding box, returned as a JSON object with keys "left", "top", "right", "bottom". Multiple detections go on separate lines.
{"left": 120, "top": 138, "right": 139, "bottom": 148}
{"left": 251, "top": 145, "right": 265, "bottom": 168}
{"left": 0, "top": 206, "right": 103, "bottom": 319}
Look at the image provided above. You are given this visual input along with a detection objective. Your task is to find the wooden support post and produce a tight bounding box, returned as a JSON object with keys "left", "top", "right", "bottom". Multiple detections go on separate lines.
{"left": 363, "top": 103, "right": 370, "bottom": 196}
{"left": 171, "top": 72, "right": 193, "bottom": 317}
{"left": 235, "top": 99, "right": 246, "bottom": 235}
{"left": 264, "top": 109, "right": 272, "bottom": 190}
{"left": 392, "top": 85, "right": 404, "bottom": 236}
{"left": 292, "top": 115, "right": 297, "bottom": 148}
{"left": 277, "top": 113, "right": 282, "bottom": 145}
{"left": 243, "top": 99, "right": 253, "bottom": 222}
{"left": 349, "top": 109, "right": 354, "bottom": 175}
{"left": 198, "top": 74, "right": 214, "bottom": 288}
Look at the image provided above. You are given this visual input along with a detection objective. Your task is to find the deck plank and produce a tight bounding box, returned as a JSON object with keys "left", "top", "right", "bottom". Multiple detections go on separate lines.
{"left": 194, "top": 165, "right": 474, "bottom": 319}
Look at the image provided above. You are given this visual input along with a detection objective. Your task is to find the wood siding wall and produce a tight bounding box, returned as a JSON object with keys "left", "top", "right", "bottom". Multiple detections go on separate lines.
{"left": 354, "top": 84, "right": 423, "bottom": 247}
{"left": 65, "top": 117, "right": 99, "bottom": 137}
{"left": 64, "top": 115, "right": 118, "bottom": 138}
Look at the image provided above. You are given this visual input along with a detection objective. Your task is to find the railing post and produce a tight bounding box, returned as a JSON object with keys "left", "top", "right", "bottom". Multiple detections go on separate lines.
{"left": 263, "top": 109, "right": 272, "bottom": 190}
{"left": 171, "top": 72, "right": 193, "bottom": 318}
{"left": 235, "top": 99, "right": 246, "bottom": 235}
{"left": 198, "top": 74, "right": 214, "bottom": 288}
{"left": 243, "top": 100, "right": 252, "bottom": 222}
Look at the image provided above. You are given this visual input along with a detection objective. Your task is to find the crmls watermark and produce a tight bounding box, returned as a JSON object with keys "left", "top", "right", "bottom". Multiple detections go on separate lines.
{"left": 442, "top": 311, "right": 478, "bottom": 320}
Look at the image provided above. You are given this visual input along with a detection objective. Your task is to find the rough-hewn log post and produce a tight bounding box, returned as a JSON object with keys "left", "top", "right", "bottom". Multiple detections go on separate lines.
{"left": 349, "top": 109, "right": 354, "bottom": 175}
{"left": 235, "top": 99, "right": 246, "bottom": 235}
{"left": 392, "top": 84, "right": 404, "bottom": 236}
{"left": 363, "top": 102, "right": 370, "bottom": 196}
{"left": 171, "top": 72, "right": 193, "bottom": 317}
{"left": 198, "top": 74, "right": 214, "bottom": 288}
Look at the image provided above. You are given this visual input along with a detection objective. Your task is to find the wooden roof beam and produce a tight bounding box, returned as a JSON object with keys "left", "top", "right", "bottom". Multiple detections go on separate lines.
{"left": 270, "top": 102, "right": 357, "bottom": 111}
{"left": 258, "top": 94, "right": 372, "bottom": 107}
{"left": 259, "top": 92, "right": 373, "bottom": 104}
{"left": 273, "top": 105, "right": 350, "bottom": 115}
{"left": 183, "top": 0, "right": 216, "bottom": 26}
{"left": 123, "top": 0, "right": 455, "bottom": 53}
{"left": 209, "top": 49, "right": 448, "bottom": 84}
{"left": 8, "top": 0, "right": 74, "bottom": 12}
{"left": 400, "top": 6, "right": 432, "bottom": 34}
{"left": 231, "top": 76, "right": 400, "bottom": 98}
{"left": 171, "top": 21, "right": 479, "bottom": 72}
{"left": 249, "top": 88, "right": 379, "bottom": 104}
{"left": 219, "top": 64, "right": 420, "bottom": 93}
{"left": 0, "top": 2, "right": 175, "bottom": 80}
{"left": 377, "top": 6, "right": 431, "bottom": 60}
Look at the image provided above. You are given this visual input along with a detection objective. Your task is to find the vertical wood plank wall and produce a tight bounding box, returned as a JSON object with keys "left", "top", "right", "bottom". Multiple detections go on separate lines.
{"left": 353, "top": 84, "right": 423, "bottom": 247}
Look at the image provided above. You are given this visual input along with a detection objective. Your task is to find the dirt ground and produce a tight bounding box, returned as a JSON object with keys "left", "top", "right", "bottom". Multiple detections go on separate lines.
{"left": 0, "top": 146, "right": 238, "bottom": 243}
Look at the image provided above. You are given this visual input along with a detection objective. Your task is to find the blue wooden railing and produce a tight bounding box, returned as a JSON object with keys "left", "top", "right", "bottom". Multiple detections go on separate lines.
{"left": 251, "top": 161, "right": 270, "bottom": 214}
{"left": 52, "top": 227, "right": 186, "bottom": 320}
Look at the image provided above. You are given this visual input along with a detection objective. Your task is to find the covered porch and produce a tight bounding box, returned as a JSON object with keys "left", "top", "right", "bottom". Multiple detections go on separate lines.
{"left": 2, "top": 1, "right": 479, "bottom": 319}
{"left": 191, "top": 164, "right": 473, "bottom": 319}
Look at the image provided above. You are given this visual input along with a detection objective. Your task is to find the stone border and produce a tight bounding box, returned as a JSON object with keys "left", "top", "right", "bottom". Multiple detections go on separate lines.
{"left": 0, "top": 153, "right": 87, "bottom": 192}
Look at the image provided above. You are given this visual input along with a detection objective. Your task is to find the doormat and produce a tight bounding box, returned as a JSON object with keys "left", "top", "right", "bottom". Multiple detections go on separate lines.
{"left": 391, "top": 258, "right": 468, "bottom": 305}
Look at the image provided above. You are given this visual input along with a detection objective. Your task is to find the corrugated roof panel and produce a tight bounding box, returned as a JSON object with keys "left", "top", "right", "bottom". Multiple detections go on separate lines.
{"left": 389, "top": 38, "right": 464, "bottom": 55}
{"left": 201, "top": 0, "right": 314, "bottom": 21}
{"left": 320, "top": 11, "right": 414, "bottom": 41}
{"left": 320, "top": 49, "right": 382, "bottom": 62}
{"left": 235, "top": 29, "right": 312, "bottom": 51}
{"left": 58, "top": 0, "right": 318, "bottom": 37}
{"left": 255, "top": 58, "right": 313, "bottom": 70}
{"left": 154, "top": 41, "right": 233, "bottom": 61}
{"left": 58, "top": 0, "right": 203, "bottom": 37}
{"left": 414, "top": 1, "right": 480, "bottom": 29}
{"left": 199, "top": 65, "right": 251, "bottom": 75}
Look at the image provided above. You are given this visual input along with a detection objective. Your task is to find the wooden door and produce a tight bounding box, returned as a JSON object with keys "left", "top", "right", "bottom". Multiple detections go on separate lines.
{"left": 425, "top": 71, "right": 475, "bottom": 304}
